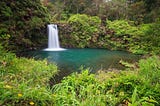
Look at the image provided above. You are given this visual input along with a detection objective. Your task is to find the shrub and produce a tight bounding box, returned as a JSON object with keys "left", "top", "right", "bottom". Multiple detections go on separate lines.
{"left": 65, "top": 14, "right": 101, "bottom": 48}
{"left": 0, "top": 45, "right": 58, "bottom": 105}
{"left": 141, "top": 18, "right": 160, "bottom": 54}
{"left": 52, "top": 56, "right": 160, "bottom": 105}
{"left": 106, "top": 20, "right": 143, "bottom": 50}
{"left": 106, "top": 20, "right": 141, "bottom": 37}
{"left": 52, "top": 69, "right": 117, "bottom": 106}
{"left": 106, "top": 19, "right": 160, "bottom": 54}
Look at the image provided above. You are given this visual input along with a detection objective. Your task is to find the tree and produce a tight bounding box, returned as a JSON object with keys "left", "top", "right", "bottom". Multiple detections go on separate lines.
{"left": 0, "top": 0, "right": 50, "bottom": 51}
{"left": 101, "top": 0, "right": 128, "bottom": 20}
{"left": 128, "top": 1, "right": 146, "bottom": 24}
{"left": 50, "top": 0, "right": 105, "bottom": 20}
{"left": 127, "top": 0, "right": 160, "bottom": 23}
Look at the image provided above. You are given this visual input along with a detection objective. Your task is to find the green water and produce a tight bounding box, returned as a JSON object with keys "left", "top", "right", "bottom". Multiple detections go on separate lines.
{"left": 29, "top": 48, "right": 139, "bottom": 73}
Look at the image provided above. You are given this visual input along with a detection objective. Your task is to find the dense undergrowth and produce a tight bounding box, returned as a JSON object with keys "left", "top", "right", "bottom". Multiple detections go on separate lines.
{"left": 0, "top": 45, "right": 58, "bottom": 105}
{"left": 1, "top": 44, "right": 160, "bottom": 105}
{"left": 0, "top": 0, "right": 50, "bottom": 51}
{"left": 58, "top": 14, "right": 160, "bottom": 54}
{"left": 52, "top": 56, "right": 160, "bottom": 106}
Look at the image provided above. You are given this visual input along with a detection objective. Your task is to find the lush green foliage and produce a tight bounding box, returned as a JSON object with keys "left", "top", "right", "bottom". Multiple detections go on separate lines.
{"left": 58, "top": 17, "right": 159, "bottom": 54}
{"left": 106, "top": 19, "right": 160, "bottom": 54}
{"left": 48, "top": 0, "right": 159, "bottom": 54}
{"left": 50, "top": 0, "right": 160, "bottom": 23}
{"left": 139, "top": 18, "right": 160, "bottom": 54}
{"left": 106, "top": 20, "right": 142, "bottom": 50}
{"left": 0, "top": 0, "right": 159, "bottom": 54}
{"left": 0, "top": 45, "right": 58, "bottom": 105}
{"left": 0, "top": 0, "right": 159, "bottom": 105}
{"left": 59, "top": 14, "right": 102, "bottom": 48}
{"left": 0, "top": 0, "right": 50, "bottom": 51}
{"left": 53, "top": 70, "right": 108, "bottom": 106}
{"left": 52, "top": 56, "right": 160, "bottom": 106}
{"left": 106, "top": 20, "right": 140, "bottom": 37}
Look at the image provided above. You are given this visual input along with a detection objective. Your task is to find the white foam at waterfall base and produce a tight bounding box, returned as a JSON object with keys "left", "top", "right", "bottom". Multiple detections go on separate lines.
{"left": 44, "top": 24, "right": 66, "bottom": 51}
{"left": 44, "top": 48, "right": 66, "bottom": 51}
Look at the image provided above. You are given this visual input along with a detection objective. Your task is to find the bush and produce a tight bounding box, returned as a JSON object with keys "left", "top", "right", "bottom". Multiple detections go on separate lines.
{"left": 141, "top": 18, "right": 160, "bottom": 54}
{"left": 61, "top": 14, "right": 101, "bottom": 48}
{"left": 0, "top": 45, "right": 58, "bottom": 105}
{"left": 106, "top": 20, "right": 143, "bottom": 51}
{"left": 106, "top": 19, "right": 160, "bottom": 54}
{"left": 52, "top": 56, "right": 160, "bottom": 106}
{"left": 106, "top": 20, "right": 141, "bottom": 37}
{"left": 138, "top": 56, "right": 160, "bottom": 103}
{"left": 57, "top": 16, "right": 159, "bottom": 54}
{"left": 52, "top": 69, "right": 117, "bottom": 106}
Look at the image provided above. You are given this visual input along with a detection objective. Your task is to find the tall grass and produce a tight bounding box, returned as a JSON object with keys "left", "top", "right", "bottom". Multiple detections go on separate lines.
{"left": 0, "top": 46, "right": 58, "bottom": 105}
{"left": 52, "top": 56, "right": 160, "bottom": 106}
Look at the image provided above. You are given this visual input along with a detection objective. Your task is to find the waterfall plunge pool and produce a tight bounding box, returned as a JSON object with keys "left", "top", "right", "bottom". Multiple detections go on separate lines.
{"left": 27, "top": 48, "right": 140, "bottom": 84}
{"left": 27, "top": 48, "right": 140, "bottom": 73}
{"left": 40, "top": 24, "right": 140, "bottom": 72}
{"left": 30, "top": 24, "right": 140, "bottom": 84}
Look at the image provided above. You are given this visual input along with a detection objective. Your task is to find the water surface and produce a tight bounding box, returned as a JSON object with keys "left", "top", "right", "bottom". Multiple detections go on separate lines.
{"left": 28, "top": 48, "right": 139, "bottom": 73}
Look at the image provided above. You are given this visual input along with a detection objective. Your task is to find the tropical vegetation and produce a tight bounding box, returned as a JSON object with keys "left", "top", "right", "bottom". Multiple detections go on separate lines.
{"left": 0, "top": 0, "right": 160, "bottom": 105}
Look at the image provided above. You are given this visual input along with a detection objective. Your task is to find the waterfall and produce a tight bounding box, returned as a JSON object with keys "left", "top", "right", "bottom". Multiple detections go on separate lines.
{"left": 44, "top": 24, "right": 65, "bottom": 51}
{"left": 48, "top": 24, "right": 59, "bottom": 48}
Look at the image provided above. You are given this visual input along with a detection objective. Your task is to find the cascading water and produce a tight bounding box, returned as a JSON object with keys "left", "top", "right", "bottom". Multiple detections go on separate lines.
{"left": 48, "top": 24, "right": 59, "bottom": 48}
{"left": 44, "top": 24, "right": 65, "bottom": 51}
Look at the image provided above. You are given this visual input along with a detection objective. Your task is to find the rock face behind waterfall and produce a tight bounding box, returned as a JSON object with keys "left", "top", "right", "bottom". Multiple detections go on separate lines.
{"left": 44, "top": 24, "right": 65, "bottom": 51}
